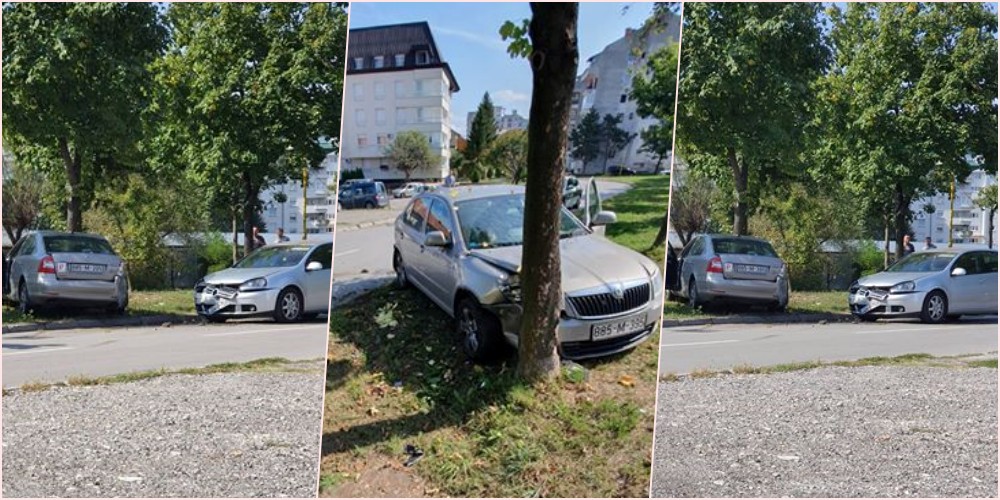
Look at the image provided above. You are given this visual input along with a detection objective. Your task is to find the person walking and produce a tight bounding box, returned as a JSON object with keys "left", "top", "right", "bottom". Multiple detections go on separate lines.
{"left": 923, "top": 236, "right": 936, "bottom": 250}
{"left": 276, "top": 227, "right": 290, "bottom": 242}
{"left": 902, "top": 234, "right": 916, "bottom": 255}
{"left": 252, "top": 226, "right": 267, "bottom": 250}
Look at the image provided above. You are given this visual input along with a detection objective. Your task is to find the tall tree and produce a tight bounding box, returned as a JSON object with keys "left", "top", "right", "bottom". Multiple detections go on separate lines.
{"left": 385, "top": 130, "right": 439, "bottom": 181}
{"left": 2, "top": 3, "right": 167, "bottom": 231}
{"left": 638, "top": 124, "right": 672, "bottom": 173}
{"left": 569, "top": 109, "right": 603, "bottom": 171}
{"left": 600, "top": 113, "right": 634, "bottom": 171}
{"left": 820, "top": 3, "right": 997, "bottom": 259}
{"left": 154, "top": 3, "right": 347, "bottom": 256}
{"left": 466, "top": 92, "right": 499, "bottom": 175}
{"left": 975, "top": 184, "right": 998, "bottom": 249}
{"left": 670, "top": 3, "right": 828, "bottom": 236}
{"left": 1, "top": 160, "right": 46, "bottom": 243}
{"left": 486, "top": 129, "right": 529, "bottom": 184}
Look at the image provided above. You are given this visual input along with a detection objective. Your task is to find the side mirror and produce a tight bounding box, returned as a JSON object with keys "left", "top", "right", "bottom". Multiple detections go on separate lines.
{"left": 951, "top": 267, "right": 967, "bottom": 277}
{"left": 591, "top": 211, "right": 618, "bottom": 226}
{"left": 424, "top": 231, "right": 450, "bottom": 247}
{"left": 306, "top": 261, "right": 324, "bottom": 272}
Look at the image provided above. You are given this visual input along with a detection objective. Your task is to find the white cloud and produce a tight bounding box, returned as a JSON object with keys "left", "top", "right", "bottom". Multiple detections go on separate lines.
{"left": 492, "top": 89, "right": 530, "bottom": 109}
{"left": 433, "top": 26, "right": 506, "bottom": 51}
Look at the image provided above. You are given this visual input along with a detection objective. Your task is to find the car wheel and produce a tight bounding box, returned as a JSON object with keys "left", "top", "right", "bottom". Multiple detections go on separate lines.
{"left": 946, "top": 314, "right": 961, "bottom": 322}
{"left": 457, "top": 297, "right": 503, "bottom": 364}
{"left": 393, "top": 251, "right": 409, "bottom": 289}
{"left": 919, "top": 290, "right": 948, "bottom": 324}
{"left": 108, "top": 277, "right": 129, "bottom": 315}
{"left": 274, "top": 287, "right": 304, "bottom": 323}
{"left": 301, "top": 312, "right": 320, "bottom": 321}
{"left": 687, "top": 277, "right": 702, "bottom": 309}
{"left": 16, "top": 279, "right": 33, "bottom": 315}
{"left": 770, "top": 280, "right": 789, "bottom": 312}
{"left": 365, "top": 201, "right": 375, "bottom": 209}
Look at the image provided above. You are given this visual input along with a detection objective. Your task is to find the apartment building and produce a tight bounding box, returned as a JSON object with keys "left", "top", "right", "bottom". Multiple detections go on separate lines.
{"left": 465, "top": 106, "right": 528, "bottom": 136}
{"left": 260, "top": 150, "right": 339, "bottom": 235}
{"left": 911, "top": 168, "right": 998, "bottom": 246}
{"left": 342, "top": 22, "right": 460, "bottom": 183}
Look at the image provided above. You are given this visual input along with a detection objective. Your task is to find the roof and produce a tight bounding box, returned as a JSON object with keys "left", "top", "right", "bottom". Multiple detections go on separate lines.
{"left": 425, "top": 184, "right": 526, "bottom": 203}
{"left": 347, "top": 21, "right": 459, "bottom": 92}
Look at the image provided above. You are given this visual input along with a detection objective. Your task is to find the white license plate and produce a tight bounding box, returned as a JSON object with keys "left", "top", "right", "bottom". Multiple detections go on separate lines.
{"left": 592, "top": 313, "right": 647, "bottom": 340}
{"left": 736, "top": 264, "right": 768, "bottom": 275}
{"left": 69, "top": 263, "right": 106, "bottom": 274}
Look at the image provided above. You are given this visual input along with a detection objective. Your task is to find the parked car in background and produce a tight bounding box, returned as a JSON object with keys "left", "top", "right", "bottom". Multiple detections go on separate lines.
{"left": 849, "top": 249, "right": 998, "bottom": 323}
{"left": 562, "top": 175, "right": 583, "bottom": 209}
{"left": 392, "top": 182, "right": 426, "bottom": 198}
{"left": 675, "top": 234, "right": 790, "bottom": 311}
{"left": 195, "top": 241, "right": 332, "bottom": 323}
{"left": 3, "top": 231, "right": 130, "bottom": 314}
{"left": 392, "top": 185, "right": 663, "bottom": 362}
{"left": 607, "top": 166, "right": 637, "bottom": 176}
{"left": 339, "top": 180, "right": 389, "bottom": 209}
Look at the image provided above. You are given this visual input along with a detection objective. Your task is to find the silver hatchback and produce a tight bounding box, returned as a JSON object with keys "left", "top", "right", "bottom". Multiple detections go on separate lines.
{"left": 676, "top": 234, "right": 790, "bottom": 311}
{"left": 3, "top": 231, "right": 130, "bottom": 314}
{"left": 392, "top": 185, "right": 663, "bottom": 362}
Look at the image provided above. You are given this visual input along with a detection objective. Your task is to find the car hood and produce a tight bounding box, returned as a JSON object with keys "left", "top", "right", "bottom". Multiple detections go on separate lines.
{"left": 202, "top": 267, "right": 289, "bottom": 285}
{"left": 856, "top": 271, "right": 937, "bottom": 288}
{"left": 469, "top": 234, "right": 659, "bottom": 292}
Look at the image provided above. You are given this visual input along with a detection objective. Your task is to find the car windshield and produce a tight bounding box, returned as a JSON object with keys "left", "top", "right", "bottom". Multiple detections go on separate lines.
{"left": 455, "top": 193, "right": 587, "bottom": 249}
{"left": 886, "top": 252, "right": 957, "bottom": 273}
{"left": 712, "top": 238, "right": 778, "bottom": 257}
{"left": 234, "top": 246, "right": 309, "bottom": 268}
{"left": 43, "top": 235, "right": 115, "bottom": 255}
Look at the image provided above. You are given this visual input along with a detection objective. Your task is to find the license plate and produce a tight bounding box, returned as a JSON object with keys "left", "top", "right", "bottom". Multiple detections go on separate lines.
{"left": 736, "top": 264, "right": 768, "bottom": 275}
{"left": 592, "top": 313, "right": 647, "bottom": 340}
{"left": 68, "top": 263, "right": 106, "bottom": 274}
{"left": 205, "top": 286, "right": 237, "bottom": 299}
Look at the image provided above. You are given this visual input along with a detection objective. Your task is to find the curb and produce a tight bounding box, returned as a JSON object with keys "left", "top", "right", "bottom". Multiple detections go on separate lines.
{"left": 3, "top": 314, "right": 200, "bottom": 334}
{"left": 334, "top": 217, "right": 396, "bottom": 233}
{"left": 663, "top": 312, "right": 855, "bottom": 327}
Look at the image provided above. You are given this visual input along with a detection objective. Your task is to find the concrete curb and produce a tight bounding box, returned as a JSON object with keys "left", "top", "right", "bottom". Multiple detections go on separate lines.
{"left": 3, "top": 314, "right": 200, "bottom": 334}
{"left": 663, "top": 312, "right": 855, "bottom": 327}
{"left": 333, "top": 217, "right": 396, "bottom": 233}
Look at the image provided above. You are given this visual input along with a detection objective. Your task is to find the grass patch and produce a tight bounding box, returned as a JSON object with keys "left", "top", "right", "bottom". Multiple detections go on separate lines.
{"left": 19, "top": 381, "right": 49, "bottom": 393}
{"left": 966, "top": 359, "right": 998, "bottom": 368}
{"left": 2, "top": 289, "right": 195, "bottom": 324}
{"left": 321, "top": 285, "right": 660, "bottom": 497}
{"left": 601, "top": 175, "right": 671, "bottom": 266}
{"left": 662, "top": 290, "right": 848, "bottom": 320}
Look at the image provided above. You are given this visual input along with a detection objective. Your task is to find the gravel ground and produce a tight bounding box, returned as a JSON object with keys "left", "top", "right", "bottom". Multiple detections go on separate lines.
{"left": 2, "top": 365, "right": 324, "bottom": 497}
{"left": 652, "top": 366, "right": 998, "bottom": 497}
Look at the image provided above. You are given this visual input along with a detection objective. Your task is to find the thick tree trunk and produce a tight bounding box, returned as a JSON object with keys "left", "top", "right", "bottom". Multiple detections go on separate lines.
{"left": 892, "top": 184, "right": 909, "bottom": 260}
{"left": 649, "top": 208, "right": 670, "bottom": 250}
{"left": 727, "top": 146, "right": 748, "bottom": 236}
{"left": 58, "top": 137, "right": 83, "bottom": 232}
{"left": 989, "top": 209, "right": 996, "bottom": 249}
{"left": 517, "top": 2, "right": 578, "bottom": 383}
{"left": 242, "top": 172, "right": 256, "bottom": 257}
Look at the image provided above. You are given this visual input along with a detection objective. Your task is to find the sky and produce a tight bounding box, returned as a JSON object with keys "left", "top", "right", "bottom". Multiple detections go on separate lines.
{"left": 348, "top": 2, "right": 655, "bottom": 136}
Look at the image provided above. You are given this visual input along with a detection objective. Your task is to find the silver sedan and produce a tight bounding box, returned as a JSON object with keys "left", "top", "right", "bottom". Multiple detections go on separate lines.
{"left": 675, "top": 234, "right": 790, "bottom": 311}
{"left": 194, "top": 241, "right": 332, "bottom": 322}
{"left": 849, "top": 249, "right": 998, "bottom": 323}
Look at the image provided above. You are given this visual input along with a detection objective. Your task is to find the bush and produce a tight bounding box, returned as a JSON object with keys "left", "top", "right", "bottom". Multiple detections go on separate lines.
{"left": 852, "top": 240, "right": 885, "bottom": 279}
{"left": 198, "top": 233, "right": 234, "bottom": 274}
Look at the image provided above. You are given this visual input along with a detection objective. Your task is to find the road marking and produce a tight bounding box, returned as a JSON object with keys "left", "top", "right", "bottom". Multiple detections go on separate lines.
{"left": 335, "top": 249, "right": 360, "bottom": 257}
{"left": 203, "top": 325, "right": 323, "bottom": 337}
{"left": 2, "top": 346, "right": 73, "bottom": 357}
{"left": 661, "top": 339, "right": 742, "bottom": 348}
{"left": 854, "top": 325, "right": 977, "bottom": 335}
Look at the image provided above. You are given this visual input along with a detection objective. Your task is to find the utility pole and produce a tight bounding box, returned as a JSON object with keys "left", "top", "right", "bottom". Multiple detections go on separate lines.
{"left": 948, "top": 177, "right": 955, "bottom": 248}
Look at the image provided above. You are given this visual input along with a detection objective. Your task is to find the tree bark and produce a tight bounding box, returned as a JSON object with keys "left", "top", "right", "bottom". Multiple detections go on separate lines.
{"left": 988, "top": 209, "right": 995, "bottom": 249}
{"left": 58, "top": 137, "right": 83, "bottom": 232}
{"left": 727, "top": 146, "right": 748, "bottom": 236}
{"left": 892, "top": 183, "right": 909, "bottom": 260}
{"left": 649, "top": 207, "right": 670, "bottom": 250}
{"left": 517, "top": 2, "right": 578, "bottom": 384}
{"left": 242, "top": 172, "right": 257, "bottom": 256}
{"left": 883, "top": 215, "right": 890, "bottom": 270}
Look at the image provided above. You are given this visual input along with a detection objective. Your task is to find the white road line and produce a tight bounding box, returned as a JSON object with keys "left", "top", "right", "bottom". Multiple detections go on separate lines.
{"left": 854, "top": 325, "right": 978, "bottom": 335}
{"left": 335, "top": 249, "right": 360, "bottom": 258}
{"left": 661, "top": 339, "right": 742, "bottom": 348}
{"left": 2, "top": 346, "right": 73, "bottom": 357}
{"left": 202, "top": 325, "right": 322, "bottom": 337}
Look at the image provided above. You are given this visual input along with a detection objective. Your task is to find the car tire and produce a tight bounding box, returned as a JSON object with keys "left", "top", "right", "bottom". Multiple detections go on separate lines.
{"left": 108, "top": 277, "right": 129, "bottom": 315}
{"left": 457, "top": 297, "right": 503, "bottom": 364}
{"left": 946, "top": 314, "right": 961, "bottom": 322}
{"left": 393, "top": 250, "right": 409, "bottom": 289}
{"left": 16, "top": 279, "right": 33, "bottom": 315}
{"left": 919, "top": 290, "right": 948, "bottom": 324}
{"left": 301, "top": 312, "right": 320, "bottom": 321}
{"left": 365, "top": 201, "right": 375, "bottom": 209}
{"left": 273, "top": 287, "right": 304, "bottom": 323}
{"left": 687, "top": 277, "right": 702, "bottom": 310}
{"left": 852, "top": 313, "right": 878, "bottom": 322}
{"left": 769, "top": 279, "right": 789, "bottom": 313}
{"left": 202, "top": 315, "right": 227, "bottom": 324}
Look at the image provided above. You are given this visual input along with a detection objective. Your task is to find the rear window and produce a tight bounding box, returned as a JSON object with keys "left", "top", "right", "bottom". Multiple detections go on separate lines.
{"left": 712, "top": 238, "right": 778, "bottom": 257}
{"left": 42, "top": 235, "right": 115, "bottom": 255}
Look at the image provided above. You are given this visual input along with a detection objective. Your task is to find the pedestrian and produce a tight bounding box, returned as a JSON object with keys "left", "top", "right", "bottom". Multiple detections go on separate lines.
{"left": 902, "top": 234, "right": 915, "bottom": 255}
{"left": 444, "top": 172, "right": 455, "bottom": 187}
{"left": 276, "top": 227, "right": 290, "bottom": 242}
{"left": 252, "top": 226, "right": 267, "bottom": 250}
{"left": 923, "top": 236, "right": 936, "bottom": 250}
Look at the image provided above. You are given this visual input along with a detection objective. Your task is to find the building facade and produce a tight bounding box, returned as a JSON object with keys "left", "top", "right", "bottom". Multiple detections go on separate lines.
{"left": 342, "top": 22, "right": 460, "bottom": 184}
{"left": 569, "top": 11, "right": 681, "bottom": 175}
{"left": 260, "top": 152, "right": 339, "bottom": 235}
{"left": 465, "top": 106, "right": 527, "bottom": 136}
{"left": 910, "top": 169, "right": 998, "bottom": 246}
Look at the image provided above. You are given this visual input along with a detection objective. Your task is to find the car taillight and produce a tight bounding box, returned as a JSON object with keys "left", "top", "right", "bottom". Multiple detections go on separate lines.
{"left": 706, "top": 256, "right": 724, "bottom": 274}
{"left": 38, "top": 255, "right": 56, "bottom": 274}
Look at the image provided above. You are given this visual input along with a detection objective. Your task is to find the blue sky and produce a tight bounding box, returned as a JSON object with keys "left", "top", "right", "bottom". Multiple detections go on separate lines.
{"left": 348, "top": 2, "right": 654, "bottom": 136}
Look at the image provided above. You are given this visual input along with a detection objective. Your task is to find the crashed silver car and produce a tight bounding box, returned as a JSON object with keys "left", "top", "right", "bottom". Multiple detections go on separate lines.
{"left": 392, "top": 185, "right": 663, "bottom": 362}
{"left": 849, "top": 249, "right": 998, "bottom": 323}
{"left": 194, "top": 241, "right": 332, "bottom": 322}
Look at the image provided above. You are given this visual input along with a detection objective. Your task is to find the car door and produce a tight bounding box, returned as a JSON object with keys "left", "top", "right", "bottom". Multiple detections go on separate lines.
{"left": 10, "top": 235, "right": 38, "bottom": 296}
{"left": 948, "top": 252, "right": 981, "bottom": 314}
{"left": 396, "top": 197, "right": 431, "bottom": 290}
{"left": 4, "top": 237, "right": 25, "bottom": 297}
{"left": 679, "top": 236, "right": 705, "bottom": 297}
{"left": 978, "top": 252, "right": 999, "bottom": 314}
{"left": 302, "top": 243, "right": 333, "bottom": 312}
{"left": 575, "top": 177, "right": 606, "bottom": 235}
{"left": 416, "top": 198, "right": 460, "bottom": 312}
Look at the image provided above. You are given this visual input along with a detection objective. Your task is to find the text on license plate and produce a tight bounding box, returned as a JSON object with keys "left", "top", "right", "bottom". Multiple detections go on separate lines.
{"left": 592, "top": 314, "right": 647, "bottom": 340}
{"left": 69, "top": 263, "right": 106, "bottom": 274}
{"left": 736, "top": 264, "right": 768, "bottom": 274}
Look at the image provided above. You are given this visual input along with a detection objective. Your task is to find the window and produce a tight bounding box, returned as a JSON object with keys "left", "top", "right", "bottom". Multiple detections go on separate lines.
{"left": 416, "top": 50, "right": 429, "bottom": 65}
{"left": 353, "top": 57, "right": 364, "bottom": 70}
{"left": 373, "top": 56, "right": 384, "bottom": 69}
{"left": 394, "top": 80, "right": 406, "bottom": 97}
{"left": 375, "top": 108, "right": 387, "bottom": 126}
{"left": 396, "top": 107, "right": 409, "bottom": 125}
{"left": 394, "top": 53, "right": 405, "bottom": 66}
{"left": 355, "top": 109, "right": 366, "bottom": 126}
{"left": 374, "top": 82, "right": 386, "bottom": 100}
{"left": 307, "top": 244, "right": 334, "bottom": 270}
{"left": 353, "top": 83, "right": 364, "bottom": 101}
{"left": 357, "top": 134, "right": 369, "bottom": 147}
{"left": 377, "top": 134, "right": 390, "bottom": 146}
{"left": 954, "top": 253, "right": 981, "bottom": 275}
{"left": 403, "top": 198, "right": 429, "bottom": 231}
{"left": 426, "top": 199, "right": 455, "bottom": 242}
{"left": 982, "top": 252, "right": 998, "bottom": 273}
{"left": 414, "top": 79, "right": 424, "bottom": 96}
{"left": 619, "top": 94, "right": 627, "bottom": 103}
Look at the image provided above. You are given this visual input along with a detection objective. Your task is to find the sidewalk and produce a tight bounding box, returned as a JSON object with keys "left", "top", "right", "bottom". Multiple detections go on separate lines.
{"left": 2, "top": 313, "right": 199, "bottom": 334}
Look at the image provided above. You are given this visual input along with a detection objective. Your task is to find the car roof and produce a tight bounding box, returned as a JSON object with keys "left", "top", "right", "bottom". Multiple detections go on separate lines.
{"left": 422, "top": 184, "right": 526, "bottom": 203}
{"left": 33, "top": 230, "right": 108, "bottom": 240}
{"left": 703, "top": 234, "right": 773, "bottom": 244}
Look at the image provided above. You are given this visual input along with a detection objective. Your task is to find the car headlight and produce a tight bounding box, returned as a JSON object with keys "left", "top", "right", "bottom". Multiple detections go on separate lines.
{"left": 650, "top": 267, "right": 663, "bottom": 293}
{"left": 889, "top": 281, "right": 915, "bottom": 293}
{"left": 848, "top": 281, "right": 860, "bottom": 293}
{"left": 239, "top": 277, "right": 268, "bottom": 291}
{"left": 498, "top": 273, "right": 522, "bottom": 303}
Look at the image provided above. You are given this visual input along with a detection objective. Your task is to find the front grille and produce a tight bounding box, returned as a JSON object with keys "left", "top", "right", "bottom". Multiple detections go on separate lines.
{"left": 561, "top": 325, "right": 654, "bottom": 360}
{"left": 567, "top": 282, "right": 651, "bottom": 318}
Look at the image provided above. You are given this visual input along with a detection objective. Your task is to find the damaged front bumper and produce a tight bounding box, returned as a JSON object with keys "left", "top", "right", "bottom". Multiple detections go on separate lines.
{"left": 194, "top": 284, "right": 279, "bottom": 318}
{"left": 848, "top": 287, "right": 925, "bottom": 318}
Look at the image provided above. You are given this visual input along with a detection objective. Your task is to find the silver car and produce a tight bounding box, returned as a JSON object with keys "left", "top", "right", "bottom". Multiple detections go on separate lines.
{"left": 849, "top": 249, "right": 998, "bottom": 323}
{"left": 3, "top": 231, "right": 129, "bottom": 314}
{"left": 392, "top": 185, "right": 663, "bottom": 362}
{"left": 194, "top": 241, "right": 332, "bottom": 322}
{"left": 676, "top": 234, "right": 790, "bottom": 311}
{"left": 392, "top": 182, "right": 426, "bottom": 198}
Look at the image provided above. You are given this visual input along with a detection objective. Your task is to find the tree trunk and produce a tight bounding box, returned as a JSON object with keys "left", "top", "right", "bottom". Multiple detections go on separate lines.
{"left": 649, "top": 207, "right": 670, "bottom": 250}
{"left": 517, "top": 2, "right": 578, "bottom": 384}
{"left": 883, "top": 216, "right": 890, "bottom": 270}
{"left": 58, "top": 137, "right": 83, "bottom": 232}
{"left": 892, "top": 184, "right": 909, "bottom": 260}
{"left": 232, "top": 211, "right": 239, "bottom": 264}
{"left": 242, "top": 172, "right": 256, "bottom": 257}
{"left": 989, "top": 209, "right": 996, "bottom": 249}
{"left": 727, "top": 146, "right": 748, "bottom": 236}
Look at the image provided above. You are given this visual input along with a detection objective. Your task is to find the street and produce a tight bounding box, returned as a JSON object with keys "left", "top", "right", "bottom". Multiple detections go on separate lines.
{"left": 2, "top": 320, "right": 327, "bottom": 388}
{"left": 659, "top": 317, "right": 998, "bottom": 374}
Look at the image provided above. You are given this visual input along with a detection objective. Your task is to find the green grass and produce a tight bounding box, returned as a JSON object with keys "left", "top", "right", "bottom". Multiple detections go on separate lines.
{"left": 321, "top": 286, "right": 660, "bottom": 498}
{"left": 601, "top": 175, "right": 671, "bottom": 266}
{"left": 967, "top": 359, "right": 998, "bottom": 368}
{"left": 2, "top": 289, "right": 195, "bottom": 324}
{"left": 663, "top": 290, "right": 849, "bottom": 320}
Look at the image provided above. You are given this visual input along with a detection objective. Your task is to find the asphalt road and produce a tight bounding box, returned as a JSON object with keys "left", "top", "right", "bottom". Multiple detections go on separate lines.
{"left": 659, "top": 317, "right": 999, "bottom": 374}
{"left": 1, "top": 320, "right": 328, "bottom": 388}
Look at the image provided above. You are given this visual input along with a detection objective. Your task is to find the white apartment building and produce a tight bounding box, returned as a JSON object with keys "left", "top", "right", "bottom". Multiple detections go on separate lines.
{"left": 341, "top": 22, "right": 460, "bottom": 183}
{"left": 260, "top": 150, "right": 339, "bottom": 235}
{"left": 569, "top": 11, "right": 681, "bottom": 175}
{"left": 465, "top": 106, "right": 527, "bottom": 136}
{"left": 910, "top": 168, "right": 998, "bottom": 246}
